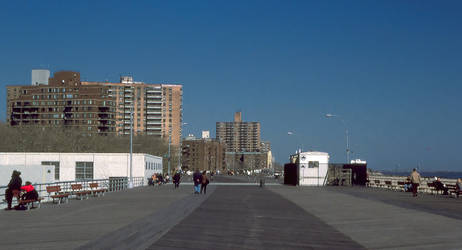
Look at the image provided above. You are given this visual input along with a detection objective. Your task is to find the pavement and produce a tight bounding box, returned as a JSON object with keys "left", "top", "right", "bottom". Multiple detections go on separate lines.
{"left": 0, "top": 175, "right": 461, "bottom": 250}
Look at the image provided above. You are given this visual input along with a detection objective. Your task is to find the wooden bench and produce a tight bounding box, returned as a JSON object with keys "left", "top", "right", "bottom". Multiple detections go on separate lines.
{"left": 448, "top": 184, "right": 462, "bottom": 198}
{"left": 397, "top": 181, "right": 405, "bottom": 191}
{"left": 46, "top": 186, "right": 69, "bottom": 204}
{"left": 18, "top": 197, "right": 44, "bottom": 209}
{"left": 89, "top": 183, "right": 107, "bottom": 197}
{"left": 71, "top": 184, "right": 91, "bottom": 200}
{"left": 426, "top": 182, "right": 437, "bottom": 194}
{"left": 12, "top": 190, "right": 43, "bottom": 209}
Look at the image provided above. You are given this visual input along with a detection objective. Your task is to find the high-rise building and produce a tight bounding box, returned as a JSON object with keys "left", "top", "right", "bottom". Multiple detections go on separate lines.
{"left": 82, "top": 76, "right": 183, "bottom": 145}
{"left": 216, "top": 112, "right": 271, "bottom": 171}
{"left": 7, "top": 71, "right": 116, "bottom": 134}
{"left": 216, "top": 112, "right": 261, "bottom": 152}
{"left": 6, "top": 70, "right": 183, "bottom": 145}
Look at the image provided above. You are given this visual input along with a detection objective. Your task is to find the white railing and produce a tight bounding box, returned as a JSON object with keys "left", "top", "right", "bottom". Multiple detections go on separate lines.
{"left": 0, "top": 177, "right": 145, "bottom": 209}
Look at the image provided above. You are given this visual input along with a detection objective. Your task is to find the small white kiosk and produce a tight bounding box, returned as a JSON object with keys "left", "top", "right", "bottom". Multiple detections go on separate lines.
{"left": 297, "top": 151, "right": 330, "bottom": 186}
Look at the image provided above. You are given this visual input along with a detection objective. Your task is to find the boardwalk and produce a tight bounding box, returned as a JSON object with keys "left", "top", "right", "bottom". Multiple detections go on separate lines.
{"left": 0, "top": 176, "right": 461, "bottom": 250}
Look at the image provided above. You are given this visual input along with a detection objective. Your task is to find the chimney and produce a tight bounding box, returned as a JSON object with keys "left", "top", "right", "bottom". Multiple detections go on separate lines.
{"left": 234, "top": 112, "right": 242, "bottom": 122}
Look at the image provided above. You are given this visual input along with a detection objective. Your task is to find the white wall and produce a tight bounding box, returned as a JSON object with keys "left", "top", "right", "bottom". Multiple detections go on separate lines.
{"left": 0, "top": 164, "right": 55, "bottom": 186}
{"left": 298, "top": 152, "right": 329, "bottom": 186}
{"left": 0, "top": 153, "right": 162, "bottom": 184}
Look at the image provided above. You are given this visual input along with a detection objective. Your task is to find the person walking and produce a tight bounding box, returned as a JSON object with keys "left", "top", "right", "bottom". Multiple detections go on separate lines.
{"left": 200, "top": 171, "right": 209, "bottom": 194}
{"left": 4, "top": 170, "right": 22, "bottom": 210}
{"left": 173, "top": 172, "right": 181, "bottom": 189}
{"left": 455, "top": 178, "right": 462, "bottom": 198}
{"left": 193, "top": 169, "right": 202, "bottom": 194}
{"left": 410, "top": 168, "right": 421, "bottom": 197}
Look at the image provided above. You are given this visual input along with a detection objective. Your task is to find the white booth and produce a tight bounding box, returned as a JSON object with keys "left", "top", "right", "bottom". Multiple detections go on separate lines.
{"left": 297, "top": 151, "right": 329, "bottom": 186}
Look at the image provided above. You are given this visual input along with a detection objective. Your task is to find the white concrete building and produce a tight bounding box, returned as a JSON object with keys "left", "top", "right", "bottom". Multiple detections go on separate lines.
{"left": 0, "top": 152, "right": 162, "bottom": 185}
{"left": 297, "top": 151, "right": 330, "bottom": 186}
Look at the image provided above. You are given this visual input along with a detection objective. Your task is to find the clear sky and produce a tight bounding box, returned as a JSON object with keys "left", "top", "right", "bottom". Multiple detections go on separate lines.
{"left": 1, "top": 1, "right": 461, "bottom": 171}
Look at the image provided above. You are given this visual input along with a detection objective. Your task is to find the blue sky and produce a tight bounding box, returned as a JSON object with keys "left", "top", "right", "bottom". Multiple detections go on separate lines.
{"left": 1, "top": 1, "right": 461, "bottom": 171}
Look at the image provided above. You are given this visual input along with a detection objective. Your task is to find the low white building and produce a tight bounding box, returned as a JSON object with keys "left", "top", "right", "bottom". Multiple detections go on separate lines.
{"left": 0, "top": 152, "right": 162, "bottom": 186}
{"left": 297, "top": 151, "right": 330, "bottom": 186}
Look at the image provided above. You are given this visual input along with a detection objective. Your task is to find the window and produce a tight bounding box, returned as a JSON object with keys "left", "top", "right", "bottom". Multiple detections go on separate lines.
{"left": 42, "top": 161, "right": 60, "bottom": 180}
{"left": 308, "top": 161, "right": 319, "bottom": 168}
{"left": 76, "top": 162, "right": 94, "bottom": 180}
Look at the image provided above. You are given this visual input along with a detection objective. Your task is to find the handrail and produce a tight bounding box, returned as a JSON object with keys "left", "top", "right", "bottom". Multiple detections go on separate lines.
{"left": 0, "top": 177, "right": 145, "bottom": 209}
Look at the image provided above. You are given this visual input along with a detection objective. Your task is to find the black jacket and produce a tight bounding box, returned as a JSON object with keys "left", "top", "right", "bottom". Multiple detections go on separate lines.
{"left": 193, "top": 172, "right": 202, "bottom": 185}
{"left": 8, "top": 176, "right": 22, "bottom": 190}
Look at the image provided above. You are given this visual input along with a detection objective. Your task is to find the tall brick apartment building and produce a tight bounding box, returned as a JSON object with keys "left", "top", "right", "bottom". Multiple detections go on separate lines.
{"left": 6, "top": 70, "right": 183, "bottom": 145}
{"left": 216, "top": 112, "right": 271, "bottom": 171}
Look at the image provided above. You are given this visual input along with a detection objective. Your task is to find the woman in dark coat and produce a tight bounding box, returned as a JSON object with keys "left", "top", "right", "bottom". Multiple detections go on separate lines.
{"left": 173, "top": 172, "right": 181, "bottom": 189}
{"left": 200, "top": 171, "right": 209, "bottom": 194}
{"left": 5, "top": 170, "right": 22, "bottom": 210}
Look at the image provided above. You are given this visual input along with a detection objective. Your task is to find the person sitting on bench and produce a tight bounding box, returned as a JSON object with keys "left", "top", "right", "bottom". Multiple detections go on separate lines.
{"left": 456, "top": 178, "right": 462, "bottom": 198}
{"left": 433, "top": 177, "right": 449, "bottom": 195}
{"left": 21, "top": 181, "right": 39, "bottom": 201}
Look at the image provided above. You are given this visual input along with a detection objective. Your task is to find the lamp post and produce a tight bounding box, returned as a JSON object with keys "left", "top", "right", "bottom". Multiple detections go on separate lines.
{"left": 167, "top": 134, "right": 171, "bottom": 175}
{"left": 128, "top": 106, "right": 133, "bottom": 188}
{"left": 178, "top": 122, "right": 188, "bottom": 173}
{"left": 325, "top": 113, "right": 350, "bottom": 163}
{"left": 287, "top": 131, "right": 302, "bottom": 152}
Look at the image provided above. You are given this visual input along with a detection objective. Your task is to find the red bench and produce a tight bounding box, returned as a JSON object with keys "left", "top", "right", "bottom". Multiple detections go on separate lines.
{"left": 71, "top": 184, "right": 91, "bottom": 200}
{"left": 89, "top": 183, "right": 107, "bottom": 197}
{"left": 46, "top": 186, "right": 69, "bottom": 204}
{"left": 12, "top": 190, "right": 43, "bottom": 209}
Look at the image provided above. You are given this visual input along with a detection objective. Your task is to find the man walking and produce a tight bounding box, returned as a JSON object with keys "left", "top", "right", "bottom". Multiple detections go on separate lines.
{"left": 192, "top": 169, "right": 202, "bottom": 194}
{"left": 410, "top": 168, "right": 421, "bottom": 197}
{"left": 173, "top": 171, "right": 181, "bottom": 189}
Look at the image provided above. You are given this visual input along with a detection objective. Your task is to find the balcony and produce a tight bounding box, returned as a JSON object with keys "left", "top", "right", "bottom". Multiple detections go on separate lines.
{"left": 146, "top": 121, "right": 161, "bottom": 125}
{"left": 146, "top": 111, "right": 161, "bottom": 115}
{"left": 147, "top": 127, "right": 162, "bottom": 130}
{"left": 146, "top": 100, "right": 162, "bottom": 104}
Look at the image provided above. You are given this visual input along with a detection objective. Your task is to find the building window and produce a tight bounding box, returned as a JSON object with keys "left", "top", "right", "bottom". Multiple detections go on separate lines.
{"left": 76, "top": 162, "right": 94, "bottom": 180}
{"left": 42, "top": 161, "right": 60, "bottom": 180}
{"left": 308, "top": 161, "right": 319, "bottom": 168}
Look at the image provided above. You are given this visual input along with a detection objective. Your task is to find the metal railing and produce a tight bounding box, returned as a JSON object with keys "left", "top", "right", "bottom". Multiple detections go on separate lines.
{"left": 0, "top": 177, "right": 145, "bottom": 209}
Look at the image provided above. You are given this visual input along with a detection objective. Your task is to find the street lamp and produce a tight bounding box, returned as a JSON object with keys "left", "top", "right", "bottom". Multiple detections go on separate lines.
{"left": 178, "top": 122, "right": 188, "bottom": 172}
{"left": 287, "top": 131, "right": 303, "bottom": 152}
{"left": 128, "top": 106, "right": 134, "bottom": 189}
{"left": 325, "top": 113, "right": 350, "bottom": 163}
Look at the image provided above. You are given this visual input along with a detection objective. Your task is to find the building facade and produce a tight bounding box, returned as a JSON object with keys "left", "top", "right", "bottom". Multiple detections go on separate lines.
{"left": 7, "top": 71, "right": 116, "bottom": 134}
{"left": 6, "top": 70, "right": 183, "bottom": 145}
{"left": 181, "top": 138, "right": 226, "bottom": 172}
{"left": 216, "top": 112, "right": 272, "bottom": 171}
{"left": 216, "top": 112, "right": 261, "bottom": 152}
{"left": 0, "top": 152, "right": 162, "bottom": 185}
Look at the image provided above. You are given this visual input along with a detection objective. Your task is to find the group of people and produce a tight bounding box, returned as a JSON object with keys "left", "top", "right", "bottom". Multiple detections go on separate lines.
{"left": 406, "top": 169, "right": 462, "bottom": 197}
{"left": 4, "top": 170, "right": 39, "bottom": 210}
{"left": 193, "top": 170, "right": 209, "bottom": 194}
{"left": 148, "top": 172, "right": 182, "bottom": 189}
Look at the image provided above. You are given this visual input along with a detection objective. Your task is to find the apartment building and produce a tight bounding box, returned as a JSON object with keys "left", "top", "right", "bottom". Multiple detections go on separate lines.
{"left": 216, "top": 112, "right": 261, "bottom": 152}
{"left": 181, "top": 137, "right": 226, "bottom": 172}
{"left": 216, "top": 112, "right": 273, "bottom": 171}
{"left": 7, "top": 70, "right": 183, "bottom": 145}
{"left": 7, "top": 71, "right": 116, "bottom": 134}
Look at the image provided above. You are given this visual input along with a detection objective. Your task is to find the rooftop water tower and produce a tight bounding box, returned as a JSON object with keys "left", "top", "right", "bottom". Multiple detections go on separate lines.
{"left": 31, "top": 69, "right": 50, "bottom": 86}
